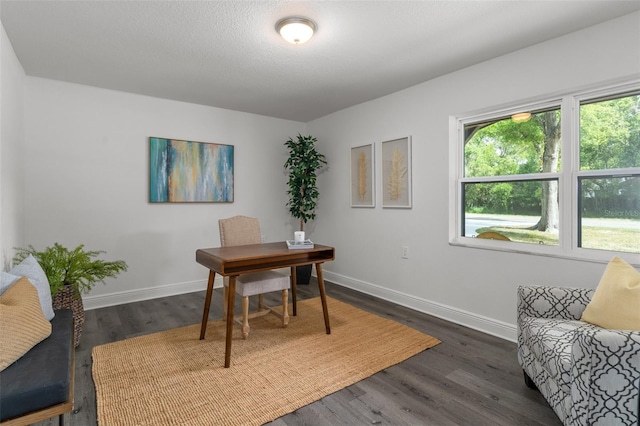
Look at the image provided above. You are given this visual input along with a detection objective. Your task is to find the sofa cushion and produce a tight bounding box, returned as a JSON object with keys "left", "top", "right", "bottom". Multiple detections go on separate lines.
{"left": 520, "top": 316, "right": 590, "bottom": 394}
{"left": 581, "top": 256, "right": 640, "bottom": 331}
{"left": 0, "top": 309, "right": 74, "bottom": 421}
{"left": 0, "top": 277, "right": 52, "bottom": 371}
{"left": 6, "top": 255, "right": 55, "bottom": 320}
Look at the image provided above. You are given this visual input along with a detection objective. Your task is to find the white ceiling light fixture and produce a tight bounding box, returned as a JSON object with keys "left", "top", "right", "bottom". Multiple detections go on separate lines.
{"left": 276, "top": 17, "right": 316, "bottom": 45}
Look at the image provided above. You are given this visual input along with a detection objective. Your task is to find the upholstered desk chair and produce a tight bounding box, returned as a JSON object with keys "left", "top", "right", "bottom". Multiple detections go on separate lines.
{"left": 219, "top": 215, "right": 290, "bottom": 339}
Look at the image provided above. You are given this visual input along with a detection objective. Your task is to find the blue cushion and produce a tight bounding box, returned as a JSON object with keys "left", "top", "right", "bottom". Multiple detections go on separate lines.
{"left": 0, "top": 309, "right": 73, "bottom": 421}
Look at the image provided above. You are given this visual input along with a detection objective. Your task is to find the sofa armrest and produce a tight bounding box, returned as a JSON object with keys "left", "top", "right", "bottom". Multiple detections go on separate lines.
{"left": 570, "top": 327, "right": 640, "bottom": 425}
{"left": 517, "top": 285, "right": 594, "bottom": 323}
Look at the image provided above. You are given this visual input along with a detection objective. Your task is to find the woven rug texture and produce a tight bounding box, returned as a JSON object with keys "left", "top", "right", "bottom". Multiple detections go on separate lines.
{"left": 92, "top": 296, "right": 440, "bottom": 426}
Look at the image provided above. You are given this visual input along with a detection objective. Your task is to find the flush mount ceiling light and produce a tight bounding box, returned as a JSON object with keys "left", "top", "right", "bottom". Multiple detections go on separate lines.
{"left": 276, "top": 17, "right": 316, "bottom": 45}
{"left": 511, "top": 112, "right": 532, "bottom": 123}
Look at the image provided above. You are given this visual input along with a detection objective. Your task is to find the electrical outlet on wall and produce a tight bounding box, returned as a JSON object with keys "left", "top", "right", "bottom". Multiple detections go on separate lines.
{"left": 261, "top": 234, "right": 266, "bottom": 243}
{"left": 402, "top": 246, "right": 409, "bottom": 259}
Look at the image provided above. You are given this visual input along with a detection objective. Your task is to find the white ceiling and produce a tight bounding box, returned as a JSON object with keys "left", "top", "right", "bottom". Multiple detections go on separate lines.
{"left": 2, "top": 1, "right": 639, "bottom": 122}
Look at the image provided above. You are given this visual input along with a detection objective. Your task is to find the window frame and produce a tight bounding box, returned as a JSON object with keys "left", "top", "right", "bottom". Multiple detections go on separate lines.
{"left": 449, "top": 81, "right": 640, "bottom": 267}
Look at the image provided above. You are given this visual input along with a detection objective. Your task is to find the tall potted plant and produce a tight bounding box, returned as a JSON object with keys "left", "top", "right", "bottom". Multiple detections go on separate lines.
{"left": 284, "top": 134, "right": 327, "bottom": 284}
{"left": 14, "top": 243, "right": 128, "bottom": 347}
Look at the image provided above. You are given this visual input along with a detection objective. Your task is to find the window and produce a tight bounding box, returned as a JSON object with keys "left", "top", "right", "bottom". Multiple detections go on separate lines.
{"left": 578, "top": 92, "right": 640, "bottom": 254}
{"left": 450, "top": 83, "right": 640, "bottom": 264}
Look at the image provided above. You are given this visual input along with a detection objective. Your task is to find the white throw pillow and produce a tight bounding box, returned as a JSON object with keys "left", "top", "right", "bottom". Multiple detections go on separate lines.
{"left": 0, "top": 271, "right": 19, "bottom": 295}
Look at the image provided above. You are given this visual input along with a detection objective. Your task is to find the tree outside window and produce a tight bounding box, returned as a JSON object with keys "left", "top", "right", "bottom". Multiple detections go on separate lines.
{"left": 458, "top": 89, "right": 639, "bottom": 255}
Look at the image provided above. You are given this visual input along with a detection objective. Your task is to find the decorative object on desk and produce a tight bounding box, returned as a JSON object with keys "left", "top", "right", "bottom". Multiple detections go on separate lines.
{"left": 350, "top": 143, "right": 375, "bottom": 207}
{"left": 284, "top": 134, "right": 327, "bottom": 284}
{"left": 149, "top": 137, "right": 234, "bottom": 203}
{"left": 286, "top": 239, "right": 314, "bottom": 250}
{"left": 382, "top": 136, "right": 412, "bottom": 208}
{"left": 13, "top": 244, "right": 128, "bottom": 347}
{"left": 294, "top": 231, "right": 305, "bottom": 243}
{"left": 92, "top": 297, "right": 440, "bottom": 426}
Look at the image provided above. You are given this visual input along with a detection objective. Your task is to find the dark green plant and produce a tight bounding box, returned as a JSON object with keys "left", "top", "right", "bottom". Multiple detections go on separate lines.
{"left": 13, "top": 243, "right": 128, "bottom": 297}
{"left": 284, "top": 134, "right": 327, "bottom": 232}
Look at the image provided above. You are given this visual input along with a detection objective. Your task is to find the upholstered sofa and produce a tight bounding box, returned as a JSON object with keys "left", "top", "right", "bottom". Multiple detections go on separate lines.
{"left": 517, "top": 285, "right": 640, "bottom": 426}
{"left": 0, "top": 309, "right": 74, "bottom": 425}
{"left": 1, "top": 256, "right": 75, "bottom": 425}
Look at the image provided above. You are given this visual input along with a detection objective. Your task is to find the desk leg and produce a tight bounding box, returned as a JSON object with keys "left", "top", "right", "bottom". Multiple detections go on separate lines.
{"left": 199, "top": 271, "right": 216, "bottom": 340}
{"left": 315, "top": 263, "right": 331, "bottom": 334}
{"left": 224, "top": 276, "right": 236, "bottom": 368}
{"left": 290, "top": 266, "right": 298, "bottom": 316}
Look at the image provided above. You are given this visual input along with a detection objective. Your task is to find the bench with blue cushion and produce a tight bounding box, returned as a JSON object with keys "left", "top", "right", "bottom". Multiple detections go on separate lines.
{"left": 0, "top": 309, "right": 74, "bottom": 426}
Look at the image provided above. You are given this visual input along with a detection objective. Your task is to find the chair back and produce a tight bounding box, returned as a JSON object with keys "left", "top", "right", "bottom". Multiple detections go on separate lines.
{"left": 219, "top": 216, "right": 261, "bottom": 247}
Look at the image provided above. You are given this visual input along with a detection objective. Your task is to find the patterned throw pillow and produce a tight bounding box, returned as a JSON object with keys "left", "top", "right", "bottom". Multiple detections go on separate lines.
{"left": 7, "top": 255, "right": 55, "bottom": 320}
{"left": 581, "top": 257, "right": 640, "bottom": 331}
{"left": 0, "top": 277, "right": 52, "bottom": 371}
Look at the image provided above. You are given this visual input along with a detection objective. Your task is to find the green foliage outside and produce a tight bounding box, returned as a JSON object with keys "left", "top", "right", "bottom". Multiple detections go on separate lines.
{"left": 14, "top": 243, "right": 128, "bottom": 297}
{"left": 465, "top": 114, "right": 549, "bottom": 179}
{"left": 580, "top": 95, "right": 640, "bottom": 170}
{"left": 464, "top": 94, "right": 639, "bottom": 218}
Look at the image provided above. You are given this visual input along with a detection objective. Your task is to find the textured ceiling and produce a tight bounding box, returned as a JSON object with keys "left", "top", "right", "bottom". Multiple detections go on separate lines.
{"left": 2, "top": 1, "right": 639, "bottom": 122}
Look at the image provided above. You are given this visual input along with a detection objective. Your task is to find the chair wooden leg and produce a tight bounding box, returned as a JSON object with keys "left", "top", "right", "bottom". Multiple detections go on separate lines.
{"left": 258, "top": 294, "right": 265, "bottom": 311}
{"left": 290, "top": 266, "right": 297, "bottom": 316}
{"left": 282, "top": 289, "right": 289, "bottom": 327}
{"left": 241, "top": 296, "right": 250, "bottom": 339}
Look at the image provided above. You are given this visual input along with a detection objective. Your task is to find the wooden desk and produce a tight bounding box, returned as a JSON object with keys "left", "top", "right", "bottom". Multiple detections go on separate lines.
{"left": 196, "top": 242, "right": 335, "bottom": 367}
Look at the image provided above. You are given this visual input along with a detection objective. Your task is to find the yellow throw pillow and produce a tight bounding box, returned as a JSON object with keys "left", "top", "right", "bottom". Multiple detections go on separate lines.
{"left": 581, "top": 257, "right": 640, "bottom": 331}
{"left": 0, "top": 277, "right": 52, "bottom": 371}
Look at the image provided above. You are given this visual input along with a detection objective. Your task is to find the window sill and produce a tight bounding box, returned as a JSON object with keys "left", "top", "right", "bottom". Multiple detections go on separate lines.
{"left": 449, "top": 239, "right": 640, "bottom": 268}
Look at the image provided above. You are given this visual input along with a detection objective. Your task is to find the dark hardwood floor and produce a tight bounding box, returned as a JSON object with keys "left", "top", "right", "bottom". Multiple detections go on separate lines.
{"left": 36, "top": 281, "right": 561, "bottom": 425}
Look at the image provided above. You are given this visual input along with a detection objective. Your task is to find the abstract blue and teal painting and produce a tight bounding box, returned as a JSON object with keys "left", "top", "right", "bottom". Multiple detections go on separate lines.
{"left": 149, "top": 137, "right": 234, "bottom": 203}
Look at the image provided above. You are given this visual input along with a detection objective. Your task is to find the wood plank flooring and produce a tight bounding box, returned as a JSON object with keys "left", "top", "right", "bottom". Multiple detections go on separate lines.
{"left": 35, "top": 281, "right": 561, "bottom": 425}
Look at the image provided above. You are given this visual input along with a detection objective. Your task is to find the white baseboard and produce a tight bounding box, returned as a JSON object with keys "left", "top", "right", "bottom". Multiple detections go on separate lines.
{"left": 82, "top": 270, "right": 516, "bottom": 342}
{"left": 83, "top": 276, "right": 223, "bottom": 310}
{"left": 321, "top": 270, "right": 517, "bottom": 343}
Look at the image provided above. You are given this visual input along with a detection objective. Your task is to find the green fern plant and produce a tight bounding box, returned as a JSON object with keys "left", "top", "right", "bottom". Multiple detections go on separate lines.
{"left": 13, "top": 243, "right": 128, "bottom": 297}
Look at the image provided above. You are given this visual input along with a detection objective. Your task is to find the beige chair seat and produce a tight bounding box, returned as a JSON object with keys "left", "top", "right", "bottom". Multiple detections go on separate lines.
{"left": 232, "top": 271, "right": 290, "bottom": 297}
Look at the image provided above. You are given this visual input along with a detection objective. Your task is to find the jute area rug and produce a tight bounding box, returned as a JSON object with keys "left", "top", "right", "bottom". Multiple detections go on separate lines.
{"left": 92, "top": 296, "right": 440, "bottom": 426}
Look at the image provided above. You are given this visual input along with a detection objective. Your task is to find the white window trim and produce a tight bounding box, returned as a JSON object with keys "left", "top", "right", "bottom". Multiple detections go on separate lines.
{"left": 449, "top": 81, "right": 640, "bottom": 267}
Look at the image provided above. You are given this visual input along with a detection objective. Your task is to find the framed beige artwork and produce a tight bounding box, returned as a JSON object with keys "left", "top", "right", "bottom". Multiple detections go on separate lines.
{"left": 350, "top": 143, "right": 375, "bottom": 207}
{"left": 382, "top": 136, "right": 412, "bottom": 208}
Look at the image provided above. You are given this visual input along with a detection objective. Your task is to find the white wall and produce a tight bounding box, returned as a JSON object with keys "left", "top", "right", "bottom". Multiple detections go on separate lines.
{"left": 0, "top": 22, "right": 26, "bottom": 270}
{"left": 6, "top": 12, "right": 639, "bottom": 342}
{"left": 307, "top": 12, "right": 640, "bottom": 341}
{"left": 23, "top": 78, "right": 305, "bottom": 308}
